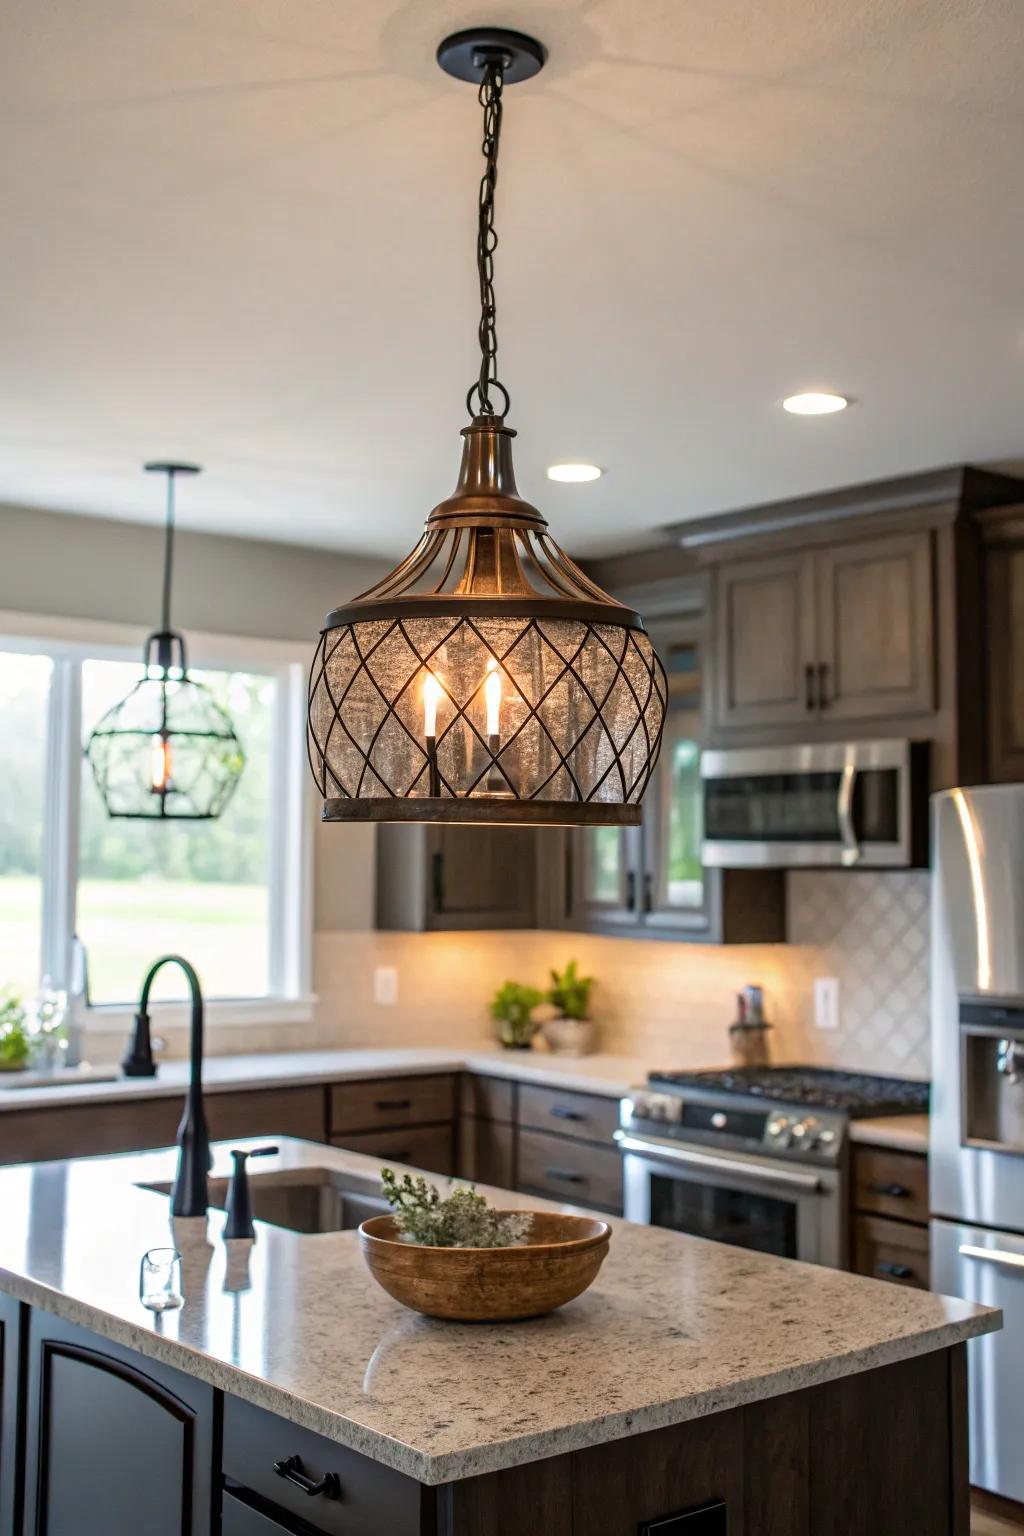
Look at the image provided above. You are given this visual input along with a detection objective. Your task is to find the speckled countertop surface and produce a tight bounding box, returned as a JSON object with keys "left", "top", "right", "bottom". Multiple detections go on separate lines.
{"left": 0, "top": 1136, "right": 990, "bottom": 1483}
{"left": 0, "top": 1047, "right": 931, "bottom": 1150}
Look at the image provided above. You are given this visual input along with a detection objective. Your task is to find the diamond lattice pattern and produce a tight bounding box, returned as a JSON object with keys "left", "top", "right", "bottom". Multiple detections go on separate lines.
{"left": 308, "top": 616, "right": 666, "bottom": 806}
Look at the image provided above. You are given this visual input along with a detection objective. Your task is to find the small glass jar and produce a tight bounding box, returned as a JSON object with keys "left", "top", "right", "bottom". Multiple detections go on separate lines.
{"left": 139, "top": 1248, "right": 183, "bottom": 1312}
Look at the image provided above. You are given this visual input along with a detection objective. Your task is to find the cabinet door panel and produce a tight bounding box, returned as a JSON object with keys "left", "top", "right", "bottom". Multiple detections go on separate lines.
{"left": 986, "top": 543, "right": 1024, "bottom": 780}
{"left": 459, "top": 1116, "right": 514, "bottom": 1188}
{"left": 0, "top": 1295, "right": 21, "bottom": 1536}
{"left": 715, "top": 555, "right": 816, "bottom": 728}
{"left": 330, "top": 1122, "right": 454, "bottom": 1175}
{"left": 815, "top": 532, "right": 934, "bottom": 720}
{"left": 24, "top": 1312, "right": 214, "bottom": 1536}
{"left": 430, "top": 826, "right": 537, "bottom": 928}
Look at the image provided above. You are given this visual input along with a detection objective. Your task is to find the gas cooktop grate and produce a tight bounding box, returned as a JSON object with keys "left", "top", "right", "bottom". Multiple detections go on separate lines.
{"left": 646, "top": 1066, "right": 929, "bottom": 1117}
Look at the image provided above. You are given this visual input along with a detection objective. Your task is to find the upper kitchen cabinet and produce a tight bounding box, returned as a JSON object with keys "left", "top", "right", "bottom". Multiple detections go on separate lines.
{"left": 715, "top": 531, "right": 934, "bottom": 732}
{"left": 670, "top": 465, "right": 1024, "bottom": 791}
{"left": 564, "top": 564, "right": 784, "bottom": 944}
{"left": 376, "top": 824, "right": 540, "bottom": 932}
{"left": 715, "top": 552, "right": 817, "bottom": 727}
{"left": 977, "top": 502, "right": 1024, "bottom": 782}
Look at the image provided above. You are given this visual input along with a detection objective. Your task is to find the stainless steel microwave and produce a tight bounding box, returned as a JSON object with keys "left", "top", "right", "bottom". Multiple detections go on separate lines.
{"left": 700, "top": 740, "right": 928, "bottom": 869}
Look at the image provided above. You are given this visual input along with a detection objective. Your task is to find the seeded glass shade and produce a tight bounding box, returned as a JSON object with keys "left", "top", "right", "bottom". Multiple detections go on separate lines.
{"left": 87, "top": 657, "right": 245, "bottom": 821}
{"left": 307, "top": 418, "right": 667, "bottom": 826}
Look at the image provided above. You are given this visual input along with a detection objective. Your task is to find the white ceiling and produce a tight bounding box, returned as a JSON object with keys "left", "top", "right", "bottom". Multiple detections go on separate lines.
{"left": 2, "top": 0, "right": 1023, "bottom": 560}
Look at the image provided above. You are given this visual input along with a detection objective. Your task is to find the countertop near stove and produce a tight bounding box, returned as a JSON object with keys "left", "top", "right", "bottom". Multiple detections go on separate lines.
{"left": 0, "top": 1047, "right": 931, "bottom": 1151}
{"left": 0, "top": 1137, "right": 994, "bottom": 1485}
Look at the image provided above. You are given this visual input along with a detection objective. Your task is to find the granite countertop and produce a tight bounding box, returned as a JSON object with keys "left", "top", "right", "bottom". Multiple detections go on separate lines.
{"left": 0, "top": 1136, "right": 993, "bottom": 1484}
{"left": 0, "top": 1047, "right": 931, "bottom": 1150}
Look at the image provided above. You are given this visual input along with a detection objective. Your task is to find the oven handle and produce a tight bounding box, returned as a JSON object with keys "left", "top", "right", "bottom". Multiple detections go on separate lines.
{"left": 958, "top": 1243, "right": 1024, "bottom": 1273}
{"left": 838, "top": 760, "right": 861, "bottom": 867}
{"left": 613, "top": 1131, "right": 823, "bottom": 1193}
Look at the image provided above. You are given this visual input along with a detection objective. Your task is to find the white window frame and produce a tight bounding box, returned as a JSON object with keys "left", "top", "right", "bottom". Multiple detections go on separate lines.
{"left": 0, "top": 611, "right": 315, "bottom": 1033}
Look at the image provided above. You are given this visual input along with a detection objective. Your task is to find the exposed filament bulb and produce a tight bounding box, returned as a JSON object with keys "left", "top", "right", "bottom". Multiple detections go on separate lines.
{"left": 150, "top": 736, "right": 172, "bottom": 793}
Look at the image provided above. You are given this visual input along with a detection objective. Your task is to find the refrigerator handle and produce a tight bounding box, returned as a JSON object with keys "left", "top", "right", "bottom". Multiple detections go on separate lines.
{"left": 959, "top": 1242, "right": 1024, "bottom": 1273}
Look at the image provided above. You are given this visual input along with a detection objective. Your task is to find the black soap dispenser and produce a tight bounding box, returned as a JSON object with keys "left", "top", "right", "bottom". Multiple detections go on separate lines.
{"left": 223, "top": 1146, "right": 278, "bottom": 1241}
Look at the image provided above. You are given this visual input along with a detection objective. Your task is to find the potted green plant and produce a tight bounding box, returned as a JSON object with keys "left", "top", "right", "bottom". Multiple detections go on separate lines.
{"left": 543, "top": 960, "right": 596, "bottom": 1056}
{"left": 489, "top": 980, "right": 543, "bottom": 1049}
{"left": 0, "top": 989, "right": 30, "bottom": 1073}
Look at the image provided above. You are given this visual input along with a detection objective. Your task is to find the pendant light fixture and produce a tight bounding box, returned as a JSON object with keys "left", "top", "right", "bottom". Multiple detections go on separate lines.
{"left": 307, "top": 29, "right": 667, "bottom": 826}
{"left": 85, "top": 462, "right": 246, "bottom": 820}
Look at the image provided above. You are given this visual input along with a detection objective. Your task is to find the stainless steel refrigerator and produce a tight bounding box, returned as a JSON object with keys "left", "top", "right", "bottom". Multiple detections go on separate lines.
{"left": 931, "top": 783, "right": 1024, "bottom": 1504}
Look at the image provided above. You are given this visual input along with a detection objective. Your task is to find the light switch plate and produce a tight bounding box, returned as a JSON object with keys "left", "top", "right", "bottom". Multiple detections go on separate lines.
{"left": 813, "top": 976, "right": 840, "bottom": 1031}
{"left": 373, "top": 965, "right": 399, "bottom": 1006}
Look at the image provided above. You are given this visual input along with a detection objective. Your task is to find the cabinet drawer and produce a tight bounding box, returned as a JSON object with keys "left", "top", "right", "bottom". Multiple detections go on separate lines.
{"left": 852, "top": 1214, "right": 930, "bottom": 1290}
{"left": 517, "top": 1083, "right": 619, "bottom": 1145}
{"left": 460, "top": 1073, "right": 515, "bottom": 1123}
{"left": 852, "top": 1145, "right": 928, "bottom": 1224}
{"left": 223, "top": 1491, "right": 294, "bottom": 1536}
{"left": 329, "top": 1074, "right": 456, "bottom": 1134}
{"left": 517, "top": 1127, "right": 622, "bottom": 1212}
{"left": 223, "top": 1395, "right": 422, "bottom": 1536}
{"left": 330, "top": 1122, "right": 454, "bottom": 1176}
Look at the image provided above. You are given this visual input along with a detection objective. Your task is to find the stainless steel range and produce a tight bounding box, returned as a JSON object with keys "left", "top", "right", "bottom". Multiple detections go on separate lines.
{"left": 616, "top": 1066, "right": 928, "bottom": 1268}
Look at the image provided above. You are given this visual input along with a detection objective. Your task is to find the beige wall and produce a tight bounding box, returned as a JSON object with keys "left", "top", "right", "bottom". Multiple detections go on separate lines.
{"left": 0, "top": 499, "right": 387, "bottom": 645}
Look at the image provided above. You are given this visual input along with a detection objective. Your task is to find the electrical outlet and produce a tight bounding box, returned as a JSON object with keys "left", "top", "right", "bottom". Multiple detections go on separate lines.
{"left": 813, "top": 976, "right": 840, "bottom": 1031}
{"left": 373, "top": 965, "right": 399, "bottom": 1006}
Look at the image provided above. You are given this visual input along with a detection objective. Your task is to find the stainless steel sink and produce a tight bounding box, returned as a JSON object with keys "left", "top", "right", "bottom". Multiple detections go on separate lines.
{"left": 138, "top": 1166, "right": 390, "bottom": 1234}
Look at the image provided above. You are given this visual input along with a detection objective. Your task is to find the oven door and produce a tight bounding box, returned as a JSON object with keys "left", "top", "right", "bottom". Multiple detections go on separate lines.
{"left": 618, "top": 1133, "right": 843, "bottom": 1267}
{"left": 701, "top": 739, "right": 921, "bottom": 869}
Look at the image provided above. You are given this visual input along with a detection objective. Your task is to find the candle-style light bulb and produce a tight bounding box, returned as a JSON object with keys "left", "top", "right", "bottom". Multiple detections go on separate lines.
{"left": 150, "top": 737, "right": 171, "bottom": 793}
{"left": 423, "top": 672, "right": 443, "bottom": 796}
{"left": 484, "top": 657, "right": 502, "bottom": 738}
{"left": 423, "top": 672, "right": 443, "bottom": 739}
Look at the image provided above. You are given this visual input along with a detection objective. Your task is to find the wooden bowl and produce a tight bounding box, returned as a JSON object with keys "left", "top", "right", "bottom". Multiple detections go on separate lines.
{"left": 358, "top": 1211, "right": 611, "bottom": 1321}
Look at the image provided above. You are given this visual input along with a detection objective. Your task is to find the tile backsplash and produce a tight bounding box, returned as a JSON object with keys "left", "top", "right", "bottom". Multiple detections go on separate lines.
{"left": 785, "top": 871, "right": 931, "bottom": 1078}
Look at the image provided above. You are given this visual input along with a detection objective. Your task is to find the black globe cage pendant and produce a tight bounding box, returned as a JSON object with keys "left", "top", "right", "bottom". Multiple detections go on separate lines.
{"left": 306, "top": 30, "right": 667, "bottom": 827}
{"left": 85, "top": 463, "right": 246, "bottom": 820}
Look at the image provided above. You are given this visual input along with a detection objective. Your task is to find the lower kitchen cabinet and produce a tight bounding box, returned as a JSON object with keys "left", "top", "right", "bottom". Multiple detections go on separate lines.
{"left": 22, "top": 1311, "right": 216, "bottom": 1536}
{"left": 850, "top": 1144, "right": 930, "bottom": 1290}
{"left": 330, "top": 1122, "right": 454, "bottom": 1175}
{"left": 0, "top": 1294, "right": 21, "bottom": 1536}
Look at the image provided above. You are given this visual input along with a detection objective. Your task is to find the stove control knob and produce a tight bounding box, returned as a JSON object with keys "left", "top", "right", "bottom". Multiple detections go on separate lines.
{"left": 711, "top": 1111, "right": 728, "bottom": 1130}
{"left": 791, "top": 1117, "right": 821, "bottom": 1148}
{"left": 766, "top": 1114, "right": 792, "bottom": 1146}
{"left": 818, "top": 1129, "right": 837, "bottom": 1148}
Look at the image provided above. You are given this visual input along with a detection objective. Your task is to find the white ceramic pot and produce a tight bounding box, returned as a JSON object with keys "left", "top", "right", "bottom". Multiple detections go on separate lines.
{"left": 541, "top": 1016, "right": 595, "bottom": 1057}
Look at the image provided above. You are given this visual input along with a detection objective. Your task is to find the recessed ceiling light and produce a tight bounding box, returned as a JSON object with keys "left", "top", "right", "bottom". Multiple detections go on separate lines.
{"left": 782, "top": 392, "right": 850, "bottom": 416}
{"left": 547, "top": 462, "right": 603, "bottom": 482}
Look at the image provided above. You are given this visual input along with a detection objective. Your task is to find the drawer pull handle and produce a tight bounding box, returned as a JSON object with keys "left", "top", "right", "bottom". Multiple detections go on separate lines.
{"left": 550, "top": 1105, "right": 584, "bottom": 1121}
{"left": 545, "top": 1167, "right": 584, "bottom": 1183}
{"left": 374, "top": 1098, "right": 412, "bottom": 1111}
{"left": 273, "top": 1454, "right": 341, "bottom": 1500}
{"left": 876, "top": 1262, "right": 913, "bottom": 1279}
{"left": 868, "top": 1181, "right": 912, "bottom": 1199}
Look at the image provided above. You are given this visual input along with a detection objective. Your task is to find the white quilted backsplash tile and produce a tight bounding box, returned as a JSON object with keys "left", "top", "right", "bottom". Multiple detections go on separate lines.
{"left": 785, "top": 871, "right": 931, "bottom": 1078}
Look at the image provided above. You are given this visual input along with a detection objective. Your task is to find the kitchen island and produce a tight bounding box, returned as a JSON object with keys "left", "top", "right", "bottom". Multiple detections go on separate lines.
{"left": 0, "top": 1138, "right": 998, "bottom": 1536}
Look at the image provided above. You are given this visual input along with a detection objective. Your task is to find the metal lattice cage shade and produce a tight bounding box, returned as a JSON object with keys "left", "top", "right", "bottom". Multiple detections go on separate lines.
{"left": 86, "top": 676, "right": 246, "bottom": 820}
{"left": 308, "top": 614, "right": 666, "bottom": 818}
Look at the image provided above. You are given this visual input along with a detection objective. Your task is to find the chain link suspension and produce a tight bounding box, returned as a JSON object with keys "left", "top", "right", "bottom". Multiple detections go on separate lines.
{"left": 467, "top": 59, "right": 510, "bottom": 420}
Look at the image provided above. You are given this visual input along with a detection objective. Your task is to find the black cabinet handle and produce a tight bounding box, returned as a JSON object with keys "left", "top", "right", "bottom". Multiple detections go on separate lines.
{"left": 876, "top": 1262, "right": 914, "bottom": 1280}
{"left": 804, "top": 663, "right": 817, "bottom": 711}
{"left": 545, "top": 1167, "right": 584, "bottom": 1184}
{"left": 550, "top": 1105, "right": 584, "bottom": 1122}
{"left": 431, "top": 850, "right": 445, "bottom": 910}
{"left": 273, "top": 1454, "right": 341, "bottom": 1500}
{"left": 817, "top": 662, "right": 831, "bottom": 709}
{"left": 374, "top": 1098, "right": 412, "bottom": 1112}
{"left": 868, "top": 1181, "right": 912, "bottom": 1199}
{"left": 625, "top": 870, "right": 637, "bottom": 911}
{"left": 643, "top": 871, "right": 654, "bottom": 913}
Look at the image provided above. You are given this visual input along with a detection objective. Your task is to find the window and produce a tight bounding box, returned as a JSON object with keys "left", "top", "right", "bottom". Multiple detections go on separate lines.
{"left": 0, "top": 626, "right": 311, "bottom": 1023}
{"left": 0, "top": 652, "right": 52, "bottom": 994}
